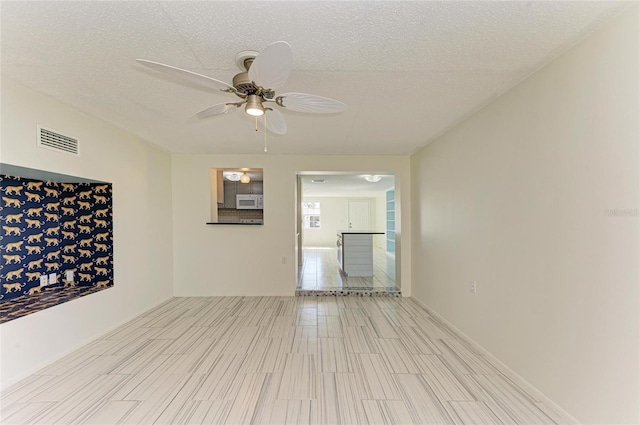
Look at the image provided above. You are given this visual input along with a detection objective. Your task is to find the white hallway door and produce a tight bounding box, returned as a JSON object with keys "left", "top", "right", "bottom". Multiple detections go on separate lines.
{"left": 348, "top": 199, "right": 371, "bottom": 231}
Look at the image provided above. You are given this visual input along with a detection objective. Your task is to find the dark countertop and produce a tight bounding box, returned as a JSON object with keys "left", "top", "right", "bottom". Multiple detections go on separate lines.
{"left": 206, "top": 222, "right": 263, "bottom": 225}
{"left": 337, "top": 230, "right": 385, "bottom": 235}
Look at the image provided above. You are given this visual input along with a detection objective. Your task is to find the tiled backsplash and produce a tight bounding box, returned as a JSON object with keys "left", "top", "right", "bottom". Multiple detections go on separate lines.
{"left": 218, "top": 209, "right": 264, "bottom": 223}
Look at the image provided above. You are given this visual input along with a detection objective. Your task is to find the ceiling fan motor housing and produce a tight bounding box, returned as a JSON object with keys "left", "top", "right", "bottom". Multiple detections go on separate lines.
{"left": 232, "top": 72, "right": 275, "bottom": 99}
{"left": 232, "top": 72, "right": 254, "bottom": 95}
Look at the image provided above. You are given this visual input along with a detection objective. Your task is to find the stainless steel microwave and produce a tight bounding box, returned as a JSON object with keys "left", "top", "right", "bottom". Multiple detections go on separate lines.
{"left": 236, "top": 194, "right": 263, "bottom": 209}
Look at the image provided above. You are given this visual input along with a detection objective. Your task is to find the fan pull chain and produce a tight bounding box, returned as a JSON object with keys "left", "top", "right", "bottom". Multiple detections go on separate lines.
{"left": 255, "top": 117, "right": 258, "bottom": 132}
{"left": 264, "top": 114, "right": 268, "bottom": 153}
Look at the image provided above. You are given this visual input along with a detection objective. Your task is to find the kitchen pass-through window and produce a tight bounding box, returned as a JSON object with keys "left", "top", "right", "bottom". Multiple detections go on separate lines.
{"left": 302, "top": 201, "right": 321, "bottom": 228}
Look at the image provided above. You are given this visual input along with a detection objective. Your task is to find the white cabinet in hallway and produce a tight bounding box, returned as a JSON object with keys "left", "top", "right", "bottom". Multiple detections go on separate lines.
{"left": 337, "top": 231, "right": 384, "bottom": 277}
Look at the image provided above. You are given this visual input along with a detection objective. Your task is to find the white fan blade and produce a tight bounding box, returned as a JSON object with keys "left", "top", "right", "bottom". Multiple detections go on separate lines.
{"left": 277, "top": 92, "right": 347, "bottom": 113}
{"left": 263, "top": 108, "right": 287, "bottom": 135}
{"left": 248, "top": 41, "right": 293, "bottom": 91}
{"left": 137, "top": 59, "right": 234, "bottom": 92}
{"left": 194, "top": 102, "right": 240, "bottom": 120}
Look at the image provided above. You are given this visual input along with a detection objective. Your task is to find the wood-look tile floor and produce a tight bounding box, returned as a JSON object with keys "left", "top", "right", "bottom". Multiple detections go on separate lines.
{"left": 0, "top": 296, "right": 569, "bottom": 425}
{"left": 298, "top": 248, "right": 396, "bottom": 291}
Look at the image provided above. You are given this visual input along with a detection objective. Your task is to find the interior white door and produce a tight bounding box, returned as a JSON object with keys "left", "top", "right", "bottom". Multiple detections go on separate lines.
{"left": 348, "top": 199, "right": 371, "bottom": 231}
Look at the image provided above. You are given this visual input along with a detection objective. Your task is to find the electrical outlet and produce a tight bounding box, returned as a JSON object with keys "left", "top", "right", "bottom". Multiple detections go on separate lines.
{"left": 470, "top": 281, "right": 477, "bottom": 294}
{"left": 40, "top": 275, "right": 48, "bottom": 287}
{"left": 65, "top": 270, "right": 75, "bottom": 282}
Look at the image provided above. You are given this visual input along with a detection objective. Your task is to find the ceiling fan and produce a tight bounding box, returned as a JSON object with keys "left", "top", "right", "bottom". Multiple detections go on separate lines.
{"left": 136, "top": 41, "right": 347, "bottom": 137}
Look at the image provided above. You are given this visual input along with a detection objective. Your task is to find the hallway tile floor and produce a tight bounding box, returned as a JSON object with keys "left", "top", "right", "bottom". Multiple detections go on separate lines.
{"left": 297, "top": 248, "right": 397, "bottom": 294}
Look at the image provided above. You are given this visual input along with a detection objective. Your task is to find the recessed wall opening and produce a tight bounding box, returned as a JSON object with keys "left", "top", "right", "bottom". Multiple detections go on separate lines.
{"left": 0, "top": 163, "right": 114, "bottom": 323}
{"left": 295, "top": 172, "right": 400, "bottom": 296}
{"left": 208, "top": 168, "right": 264, "bottom": 225}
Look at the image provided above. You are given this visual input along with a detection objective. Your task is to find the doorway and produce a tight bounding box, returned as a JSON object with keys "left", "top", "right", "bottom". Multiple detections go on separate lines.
{"left": 295, "top": 173, "right": 398, "bottom": 295}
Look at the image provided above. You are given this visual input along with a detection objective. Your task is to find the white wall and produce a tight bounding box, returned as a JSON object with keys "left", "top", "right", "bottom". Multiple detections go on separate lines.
{"left": 411, "top": 7, "right": 639, "bottom": 424}
{"left": 302, "top": 196, "right": 386, "bottom": 248}
{"left": 0, "top": 77, "right": 174, "bottom": 387}
{"left": 302, "top": 197, "right": 348, "bottom": 248}
{"left": 172, "top": 154, "right": 411, "bottom": 296}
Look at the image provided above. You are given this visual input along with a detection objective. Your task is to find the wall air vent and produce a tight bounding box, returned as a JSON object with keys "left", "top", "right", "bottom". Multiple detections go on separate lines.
{"left": 37, "top": 126, "right": 80, "bottom": 156}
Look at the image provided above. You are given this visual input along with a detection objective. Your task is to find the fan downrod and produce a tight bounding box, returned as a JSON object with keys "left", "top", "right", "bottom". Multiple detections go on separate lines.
{"left": 235, "top": 50, "right": 258, "bottom": 71}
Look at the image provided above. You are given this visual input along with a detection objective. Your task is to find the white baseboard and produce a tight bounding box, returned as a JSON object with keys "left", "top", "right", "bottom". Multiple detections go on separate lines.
{"left": 0, "top": 295, "right": 173, "bottom": 391}
{"left": 410, "top": 296, "right": 581, "bottom": 425}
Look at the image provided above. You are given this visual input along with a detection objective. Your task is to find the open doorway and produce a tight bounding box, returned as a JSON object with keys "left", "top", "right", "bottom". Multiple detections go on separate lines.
{"left": 295, "top": 173, "right": 398, "bottom": 295}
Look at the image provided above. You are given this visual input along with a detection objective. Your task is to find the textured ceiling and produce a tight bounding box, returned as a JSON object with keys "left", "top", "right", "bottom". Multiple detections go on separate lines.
{"left": 301, "top": 174, "right": 395, "bottom": 197}
{"left": 0, "top": 1, "right": 629, "bottom": 155}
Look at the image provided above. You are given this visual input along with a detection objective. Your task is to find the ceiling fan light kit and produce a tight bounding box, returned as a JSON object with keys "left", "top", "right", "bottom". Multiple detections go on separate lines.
{"left": 136, "top": 41, "right": 347, "bottom": 151}
{"left": 245, "top": 95, "right": 265, "bottom": 117}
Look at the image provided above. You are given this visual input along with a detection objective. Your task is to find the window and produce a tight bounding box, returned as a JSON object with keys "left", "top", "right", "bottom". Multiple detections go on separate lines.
{"left": 302, "top": 201, "right": 321, "bottom": 228}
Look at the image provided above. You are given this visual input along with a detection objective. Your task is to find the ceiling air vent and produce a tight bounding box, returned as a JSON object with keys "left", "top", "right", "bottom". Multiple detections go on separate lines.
{"left": 37, "top": 126, "right": 80, "bottom": 156}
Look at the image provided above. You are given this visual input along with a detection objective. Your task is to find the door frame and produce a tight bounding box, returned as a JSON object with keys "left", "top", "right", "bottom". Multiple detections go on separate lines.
{"left": 295, "top": 172, "right": 400, "bottom": 290}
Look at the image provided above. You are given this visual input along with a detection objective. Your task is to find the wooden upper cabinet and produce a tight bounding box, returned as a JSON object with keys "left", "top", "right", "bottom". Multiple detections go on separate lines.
{"left": 220, "top": 180, "right": 264, "bottom": 208}
{"left": 236, "top": 181, "right": 263, "bottom": 194}
{"left": 251, "top": 181, "right": 263, "bottom": 194}
{"left": 223, "top": 181, "right": 237, "bottom": 208}
{"left": 236, "top": 182, "right": 252, "bottom": 194}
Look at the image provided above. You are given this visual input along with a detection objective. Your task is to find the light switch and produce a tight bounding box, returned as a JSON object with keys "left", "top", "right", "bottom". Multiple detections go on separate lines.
{"left": 65, "top": 270, "right": 74, "bottom": 282}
